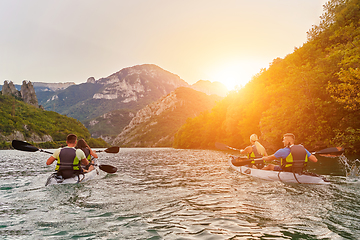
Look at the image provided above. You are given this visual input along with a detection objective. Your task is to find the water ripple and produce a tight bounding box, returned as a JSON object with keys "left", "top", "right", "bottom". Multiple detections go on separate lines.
{"left": 0, "top": 149, "right": 359, "bottom": 239}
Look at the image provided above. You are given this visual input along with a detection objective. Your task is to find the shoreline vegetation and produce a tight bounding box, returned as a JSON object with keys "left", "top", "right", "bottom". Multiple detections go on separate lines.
{"left": 173, "top": 0, "right": 360, "bottom": 155}
{"left": 0, "top": 93, "right": 110, "bottom": 150}
{"left": 0, "top": 138, "right": 110, "bottom": 150}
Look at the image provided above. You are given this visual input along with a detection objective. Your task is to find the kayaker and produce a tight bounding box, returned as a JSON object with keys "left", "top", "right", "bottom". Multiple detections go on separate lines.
{"left": 76, "top": 139, "right": 98, "bottom": 173}
{"left": 46, "top": 134, "right": 89, "bottom": 179}
{"left": 261, "top": 133, "right": 317, "bottom": 172}
{"left": 234, "top": 134, "right": 268, "bottom": 168}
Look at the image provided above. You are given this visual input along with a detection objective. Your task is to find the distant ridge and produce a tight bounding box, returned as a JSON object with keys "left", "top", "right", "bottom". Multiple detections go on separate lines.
{"left": 191, "top": 80, "right": 228, "bottom": 97}
{"left": 112, "top": 87, "right": 222, "bottom": 147}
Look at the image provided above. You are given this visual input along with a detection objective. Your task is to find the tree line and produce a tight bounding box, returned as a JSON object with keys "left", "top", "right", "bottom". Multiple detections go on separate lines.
{"left": 174, "top": 0, "right": 360, "bottom": 154}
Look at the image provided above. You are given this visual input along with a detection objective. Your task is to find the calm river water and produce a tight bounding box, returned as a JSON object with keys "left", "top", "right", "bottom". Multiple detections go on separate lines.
{"left": 0, "top": 148, "right": 359, "bottom": 239}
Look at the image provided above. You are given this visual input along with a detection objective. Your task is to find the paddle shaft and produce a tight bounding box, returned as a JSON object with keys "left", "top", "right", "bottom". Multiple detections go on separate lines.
{"left": 12, "top": 140, "right": 118, "bottom": 173}
{"left": 216, "top": 142, "right": 344, "bottom": 156}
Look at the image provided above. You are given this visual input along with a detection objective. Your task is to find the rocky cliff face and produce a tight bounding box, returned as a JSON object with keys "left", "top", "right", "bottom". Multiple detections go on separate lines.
{"left": 112, "top": 87, "right": 222, "bottom": 147}
{"left": 92, "top": 64, "right": 189, "bottom": 102}
{"left": 2, "top": 80, "right": 39, "bottom": 107}
{"left": 2, "top": 80, "right": 21, "bottom": 98}
{"left": 21, "top": 81, "right": 38, "bottom": 107}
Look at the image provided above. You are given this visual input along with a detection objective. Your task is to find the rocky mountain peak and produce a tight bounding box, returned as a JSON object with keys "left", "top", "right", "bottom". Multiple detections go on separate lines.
{"left": 21, "top": 81, "right": 38, "bottom": 107}
{"left": 2, "top": 80, "right": 39, "bottom": 107}
{"left": 91, "top": 64, "right": 189, "bottom": 102}
{"left": 87, "top": 77, "right": 96, "bottom": 83}
{"left": 2, "top": 80, "right": 21, "bottom": 98}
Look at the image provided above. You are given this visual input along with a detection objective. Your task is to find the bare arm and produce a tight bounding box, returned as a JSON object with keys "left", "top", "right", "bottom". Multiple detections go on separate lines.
{"left": 46, "top": 156, "right": 56, "bottom": 165}
{"left": 90, "top": 149, "right": 98, "bottom": 158}
{"left": 240, "top": 146, "right": 253, "bottom": 154}
{"left": 81, "top": 158, "right": 89, "bottom": 166}
{"left": 309, "top": 154, "right": 318, "bottom": 163}
{"left": 262, "top": 155, "right": 277, "bottom": 162}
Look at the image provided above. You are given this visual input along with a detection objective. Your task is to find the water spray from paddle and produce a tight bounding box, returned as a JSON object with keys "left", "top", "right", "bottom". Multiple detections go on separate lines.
{"left": 339, "top": 154, "right": 360, "bottom": 179}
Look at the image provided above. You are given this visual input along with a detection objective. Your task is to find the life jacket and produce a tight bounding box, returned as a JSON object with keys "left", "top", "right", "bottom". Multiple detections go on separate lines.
{"left": 280, "top": 145, "right": 308, "bottom": 173}
{"left": 80, "top": 147, "right": 93, "bottom": 170}
{"left": 247, "top": 145, "right": 264, "bottom": 165}
{"left": 81, "top": 148, "right": 91, "bottom": 161}
{"left": 55, "top": 148, "right": 81, "bottom": 178}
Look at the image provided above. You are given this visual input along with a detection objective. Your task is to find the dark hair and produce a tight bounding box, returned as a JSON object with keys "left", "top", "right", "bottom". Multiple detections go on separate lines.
{"left": 283, "top": 133, "right": 295, "bottom": 141}
{"left": 66, "top": 134, "right": 77, "bottom": 144}
{"left": 76, "top": 139, "right": 88, "bottom": 149}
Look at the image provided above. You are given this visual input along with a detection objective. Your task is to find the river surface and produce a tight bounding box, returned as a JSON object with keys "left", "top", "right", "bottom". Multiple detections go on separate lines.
{"left": 0, "top": 148, "right": 359, "bottom": 239}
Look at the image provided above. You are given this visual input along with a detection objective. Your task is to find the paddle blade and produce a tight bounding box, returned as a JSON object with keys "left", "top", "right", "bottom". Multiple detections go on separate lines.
{"left": 12, "top": 140, "right": 39, "bottom": 152}
{"left": 99, "top": 164, "right": 117, "bottom": 174}
{"left": 314, "top": 147, "right": 344, "bottom": 156}
{"left": 215, "top": 142, "right": 241, "bottom": 151}
{"left": 104, "top": 146, "right": 120, "bottom": 154}
{"left": 231, "top": 157, "right": 251, "bottom": 166}
{"left": 215, "top": 142, "right": 230, "bottom": 150}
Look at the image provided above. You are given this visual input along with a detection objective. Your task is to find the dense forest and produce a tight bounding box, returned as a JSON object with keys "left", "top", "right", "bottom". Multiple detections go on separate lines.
{"left": 0, "top": 94, "right": 108, "bottom": 149}
{"left": 174, "top": 0, "right": 360, "bottom": 154}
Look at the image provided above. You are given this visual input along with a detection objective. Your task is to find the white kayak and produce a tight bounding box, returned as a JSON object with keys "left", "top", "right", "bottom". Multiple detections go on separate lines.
{"left": 45, "top": 161, "right": 100, "bottom": 186}
{"left": 229, "top": 158, "right": 330, "bottom": 185}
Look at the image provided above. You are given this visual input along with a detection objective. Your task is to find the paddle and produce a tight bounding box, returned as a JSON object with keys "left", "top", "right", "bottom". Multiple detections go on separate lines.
{"left": 11, "top": 140, "right": 118, "bottom": 174}
{"left": 311, "top": 147, "right": 344, "bottom": 156}
{"left": 216, "top": 142, "right": 344, "bottom": 156}
{"left": 12, "top": 140, "right": 54, "bottom": 154}
{"left": 215, "top": 142, "right": 241, "bottom": 151}
{"left": 231, "top": 147, "right": 345, "bottom": 167}
{"left": 231, "top": 157, "right": 264, "bottom": 166}
{"left": 96, "top": 146, "right": 120, "bottom": 153}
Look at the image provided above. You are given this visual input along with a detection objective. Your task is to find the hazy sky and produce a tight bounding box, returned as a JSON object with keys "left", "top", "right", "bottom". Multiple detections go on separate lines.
{"left": 0, "top": 0, "right": 328, "bottom": 90}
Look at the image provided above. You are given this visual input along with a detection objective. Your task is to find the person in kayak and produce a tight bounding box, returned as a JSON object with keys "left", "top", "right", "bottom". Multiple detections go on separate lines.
{"left": 76, "top": 139, "right": 98, "bottom": 173}
{"left": 261, "top": 133, "right": 317, "bottom": 172}
{"left": 46, "top": 134, "right": 89, "bottom": 179}
{"left": 234, "top": 134, "right": 268, "bottom": 168}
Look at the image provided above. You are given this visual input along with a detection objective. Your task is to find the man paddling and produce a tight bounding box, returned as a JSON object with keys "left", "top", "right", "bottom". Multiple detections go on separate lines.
{"left": 46, "top": 134, "right": 89, "bottom": 179}
{"left": 262, "top": 133, "right": 317, "bottom": 172}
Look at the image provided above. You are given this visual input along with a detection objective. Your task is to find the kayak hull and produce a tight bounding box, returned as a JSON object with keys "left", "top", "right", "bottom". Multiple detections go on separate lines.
{"left": 45, "top": 164, "right": 100, "bottom": 186}
{"left": 229, "top": 158, "right": 330, "bottom": 185}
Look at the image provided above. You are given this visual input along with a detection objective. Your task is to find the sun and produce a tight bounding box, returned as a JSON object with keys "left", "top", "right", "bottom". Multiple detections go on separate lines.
{"left": 207, "top": 60, "right": 264, "bottom": 90}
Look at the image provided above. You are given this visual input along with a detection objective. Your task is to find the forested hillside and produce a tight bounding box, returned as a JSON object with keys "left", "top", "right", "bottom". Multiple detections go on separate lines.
{"left": 174, "top": 0, "right": 360, "bottom": 154}
{"left": 0, "top": 94, "right": 107, "bottom": 148}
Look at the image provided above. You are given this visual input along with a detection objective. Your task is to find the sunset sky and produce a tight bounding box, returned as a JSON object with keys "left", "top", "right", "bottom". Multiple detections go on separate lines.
{"left": 0, "top": 0, "right": 328, "bottom": 90}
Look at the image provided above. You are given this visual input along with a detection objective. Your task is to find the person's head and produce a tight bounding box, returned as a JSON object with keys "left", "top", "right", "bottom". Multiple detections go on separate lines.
{"left": 66, "top": 134, "right": 77, "bottom": 146}
{"left": 250, "top": 133, "right": 267, "bottom": 156}
{"left": 282, "top": 133, "right": 295, "bottom": 147}
{"left": 76, "top": 139, "right": 88, "bottom": 149}
{"left": 250, "top": 134, "right": 259, "bottom": 143}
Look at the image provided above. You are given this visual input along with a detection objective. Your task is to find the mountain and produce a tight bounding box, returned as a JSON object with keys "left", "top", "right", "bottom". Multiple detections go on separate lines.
{"left": 37, "top": 64, "right": 189, "bottom": 121}
{"left": 112, "top": 87, "right": 222, "bottom": 147}
{"left": 0, "top": 82, "right": 75, "bottom": 92}
{"left": 191, "top": 80, "right": 228, "bottom": 97}
{"left": 82, "top": 108, "right": 136, "bottom": 141}
{"left": 32, "top": 64, "right": 229, "bottom": 143}
{"left": 32, "top": 82, "right": 75, "bottom": 91}
{"left": 35, "top": 64, "right": 190, "bottom": 141}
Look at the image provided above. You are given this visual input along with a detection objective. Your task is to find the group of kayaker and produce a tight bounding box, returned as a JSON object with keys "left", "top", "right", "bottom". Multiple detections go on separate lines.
{"left": 237, "top": 133, "right": 318, "bottom": 173}
{"left": 46, "top": 134, "right": 98, "bottom": 179}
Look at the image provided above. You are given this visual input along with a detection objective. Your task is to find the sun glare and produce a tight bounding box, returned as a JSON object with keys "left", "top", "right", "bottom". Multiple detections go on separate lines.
{"left": 207, "top": 60, "right": 265, "bottom": 90}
